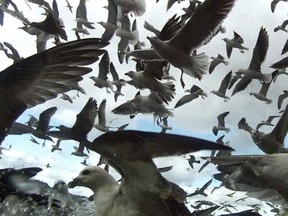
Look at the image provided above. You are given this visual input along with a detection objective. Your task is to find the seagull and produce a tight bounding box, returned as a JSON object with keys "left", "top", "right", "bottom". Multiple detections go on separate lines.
{"left": 174, "top": 85, "right": 207, "bottom": 109}
{"left": 65, "top": 0, "right": 73, "bottom": 13}
{"left": 110, "top": 62, "right": 125, "bottom": 102}
{"left": 124, "top": 67, "right": 176, "bottom": 104}
{"left": 98, "top": 0, "right": 117, "bottom": 42}
{"left": 238, "top": 117, "right": 254, "bottom": 134}
{"left": 188, "top": 179, "right": 213, "bottom": 197}
{"left": 211, "top": 71, "right": 232, "bottom": 102}
{"left": 256, "top": 115, "right": 281, "bottom": 131}
{"left": 60, "top": 93, "right": 75, "bottom": 103}
{"left": 68, "top": 130, "right": 232, "bottom": 216}
{"left": 212, "top": 111, "right": 230, "bottom": 136}
{"left": 0, "top": 38, "right": 108, "bottom": 145}
{"left": 94, "top": 99, "right": 110, "bottom": 133}
{"left": 8, "top": 106, "right": 57, "bottom": 143}
{"left": 112, "top": 92, "right": 173, "bottom": 121}
{"left": 51, "top": 139, "right": 62, "bottom": 153}
{"left": 81, "top": 159, "right": 88, "bottom": 166}
{"left": 48, "top": 98, "right": 98, "bottom": 154}
{"left": 204, "top": 154, "right": 288, "bottom": 207}
{"left": 48, "top": 180, "right": 74, "bottom": 211}
{"left": 116, "top": 19, "right": 139, "bottom": 46}
{"left": 75, "top": 0, "right": 95, "bottom": 30}
{"left": 249, "top": 70, "right": 277, "bottom": 104}
{"left": 90, "top": 51, "right": 114, "bottom": 93}
{"left": 209, "top": 54, "right": 229, "bottom": 74}
{"left": 232, "top": 27, "right": 272, "bottom": 96}
{"left": 222, "top": 31, "right": 249, "bottom": 59}
{"left": 274, "top": 19, "right": 288, "bottom": 32}
{"left": 30, "top": 10, "right": 67, "bottom": 42}
{"left": 278, "top": 90, "right": 288, "bottom": 110}
{"left": 187, "top": 155, "right": 200, "bottom": 169}
{"left": 147, "top": 0, "right": 235, "bottom": 87}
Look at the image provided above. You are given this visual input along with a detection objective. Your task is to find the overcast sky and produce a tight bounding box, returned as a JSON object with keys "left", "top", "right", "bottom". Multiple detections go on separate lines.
{"left": 0, "top": 0, "right": 288, "bottom": 214}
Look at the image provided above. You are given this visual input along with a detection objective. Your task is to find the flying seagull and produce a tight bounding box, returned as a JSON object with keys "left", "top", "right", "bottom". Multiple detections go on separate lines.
{"left": 211, "top": 71, "right": 232, "bottom": 102}
{"left": 48, "top": 98, "right": 98, "bottom": 154}
{"left": 256, "top": 115, "right": 280, "bottom": 131}
{"left": 209, "top": 54, "right": 229, "bottom": 74}
{"left": 89, "top": 51, "right": 114, "bottom": 93}
{"left": 222, "top": 31, "right": 249, "bottom": 59}
{"left": 9, "top": 106, "right": 57, "bottom": 143}
{"left": 249, "top": 70, "right": 277, "bottom": 104}
{"left": 188, "top": 179, "right": 213, "bottom": 197}
{"left": 232, "top": 27, "right": 272, "bottom": 96}
{"left": 147, "top": 0, "right": 236, "bottom": 87}
{"left": 112, "top": 92, "right": 173, "bottom": 121}
{"left": 212, "top": 111, "right": 230, "bottom": 136}
{"left": 94, "top": 99, "right": 110, "bottom": 132}
{"left": 174, "top": 85, "right": 207, "bottom": 109}
{"left": 0, "top": 38, "right": 108, "bottom": 144}
{"left": 68, "top": 130, "right": 232, "bottom": 216}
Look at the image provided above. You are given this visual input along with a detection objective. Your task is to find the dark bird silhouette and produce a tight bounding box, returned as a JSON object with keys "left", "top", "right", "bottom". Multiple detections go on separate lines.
{"left": 188, "top": 179, "right": 213, "bottom": 197}
{"left": 0, "top": 38, "right": 108, "bottom": 144}
{"left": 48, "top": 97, "right": 98, "bottom": 155}
{"left": 187, "top": 155, "right": 200, "bottom": 169}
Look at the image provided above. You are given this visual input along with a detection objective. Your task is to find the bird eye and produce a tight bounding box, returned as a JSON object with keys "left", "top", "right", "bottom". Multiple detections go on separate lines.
{"left": 82, "top": 170, "right": 90, "bottom": 175}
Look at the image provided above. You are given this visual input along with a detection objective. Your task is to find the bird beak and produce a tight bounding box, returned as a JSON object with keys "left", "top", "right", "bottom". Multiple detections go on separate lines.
{"left": 68, "top": 177, "right": 82, "bottom": 188}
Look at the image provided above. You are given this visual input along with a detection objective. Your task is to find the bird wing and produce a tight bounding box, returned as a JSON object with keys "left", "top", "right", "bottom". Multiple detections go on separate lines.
{"left": 281, "top": 38, "right": 288, "bottom": 55}
{"left": 170, "top": 0, "right": 235, "bottom": 54}
{"left": 0, "top": 38, "right": 107, "bottom": 140}
{"left": 37, "top": 106, "right": 57, "bottom": 133}
{"left": 231, "top": 76, "right": 252, "bottom": 96}
{"left": 238, "top": 118, "right": 253, "bottom": 133}
{"left": 217, "top": 111, "right": 229, "bottom": 127}
{"left": 174, "top": 94, "right": 195, "bottom": 109}
{"left": 218, "top": 71, "right": 232, "bottom": 95}
{"left": 271, "top": 56, "right": 288, "bottom": 69}
{"left": 72, "top": 97, "right": 98, "bottom": 137}
{"left": 98, "top": 51, "right": 110, "bottom": 80}
{"left": 270, "top": 104, "right": 288, "bottom": 144}
{"left": 158, "top": 14, "right": 182, "bottom": 41}
{"left": 101, "top": 0, "right": 117, "bottom": 41}
{"left": 76, "top": 0, "right": 94, "bottom": 29}
{"left": 112, "top": 101, "right": 138, "bottom": 115}
{"left": 233, "top": 31, "right": 244, "bottom": 44}
{"left": 248, "top": 27, "right": 269, "bottom": 71}
{"left": 97, "top": 99, "right": 107, "bottom": 127}
{"left": 277, "top": 91, "right": 288, "bottom": 109}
